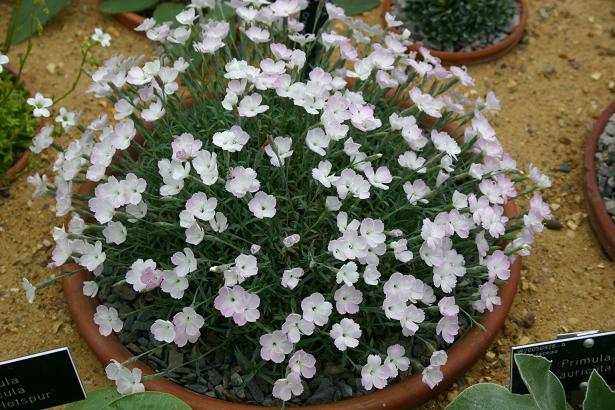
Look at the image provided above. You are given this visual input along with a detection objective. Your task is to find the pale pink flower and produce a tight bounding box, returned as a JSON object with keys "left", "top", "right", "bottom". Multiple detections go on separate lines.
{"left": 272, "top": 372, "right": 303, "bottom": 402}
{"left": 334, "top": 285, "right": 363, "bottom": 314}
{"left": 301, "top": 293, "right": 333, "bottom": 326}
{"left": 330, "top": 318, "right": 361, "bottom": 351}
{"left": 281, "top": 267, "right": 304, "bottom": 289}
{"left": 259, "top": 330, "right": 293, "bottom": 363}
{"left": 361, "top": 355, "right": 389, "bottom": 390}
{"left": 281, "top": 313, "right": 315, "bottom": 343}
{"left": 94, "top": 305, "right": 123, "bottom": 336}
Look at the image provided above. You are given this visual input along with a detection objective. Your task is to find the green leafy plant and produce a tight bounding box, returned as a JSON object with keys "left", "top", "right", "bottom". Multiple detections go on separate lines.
{"left": 0, "top": 70, "right": 38, "bottom": 179}
{"left": 98, "top": 0, "right": 378, "bottom": 22}
{"left": 66, "top": 389, "right": 190, "bottom": 409}
{"left": 400, "top": 0, "right": 517, "bottom": 52}
{"left": 4, "top": 0, "right": 69, "bottom": 48}
{"left": 447, "top": 353, "right": 615, "bottom": 410}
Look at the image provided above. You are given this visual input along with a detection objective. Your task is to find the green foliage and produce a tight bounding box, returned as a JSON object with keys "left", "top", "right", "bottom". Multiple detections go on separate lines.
{"left": 99, "top": 0, "right": 160, "bottom": 14}
{"left": 153, "top": 2, "right": 186, "bottom": 23}
{"left": 331, "top": 0, "right": 380, "bottom": 15}
{"left": 0, "top": 70, "right": 37, "bottom": 178}
{"left": 401, "top": 0, "right": 517, "bottom": 51}
{"left": 5, "top": 0, "right": 69, "bottom": 46}
{"left": 66, "top": 389, "right": 190, "bottom": 409}
{"left": 583, "top": 371, "right": 615, "bottom": 410}
{"left": 447, "top": 354, "right": 615, "bottom": 410}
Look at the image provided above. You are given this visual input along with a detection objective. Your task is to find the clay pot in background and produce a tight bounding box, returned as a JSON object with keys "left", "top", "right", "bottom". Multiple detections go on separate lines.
{"left": 382, "top": 0, "right": 528, "bottom": 66}
{"left": 584, "top": 100, "right": 615, "bottom": 260}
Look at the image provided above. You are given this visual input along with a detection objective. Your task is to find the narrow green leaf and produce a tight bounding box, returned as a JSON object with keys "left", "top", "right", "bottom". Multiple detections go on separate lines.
{"left": 514, "top": 354, "right": 567, "bottom": 410}
{"left": 65, "top": 388, "right": 121, "bottom": 410}
{"left": 583, "top": 370, "right": 615, "bottom": 410}
{"left": 446, "top": 383, "right": 540, "bottom": 410}
{"left": 99, "top": 0, "right": 159, "bottom": 14}
{"left": 330, "top": 0, "right": 380, "bottom": 16}
{"left": 208, "top": 3, "right": 236, "bottom": 20}
{"left": 153, "top": 2, "right": 185, "bottom": 24}
{"left": 103, "top": 391, "right": 191, "bottom": 410}
{"left": 8, "top": 0, "right": 69, "bottom": 45}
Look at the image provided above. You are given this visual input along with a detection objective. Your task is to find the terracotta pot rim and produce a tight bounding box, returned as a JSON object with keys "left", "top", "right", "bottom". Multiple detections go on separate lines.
{"left": 382, "top": 0, "right": 527, "bottom": 66}
{"left": 1, "top": 64, "right": 37, "bottom": 187}
{"left": 583, "top": 100, "right": 615, "bottom": 260}
{"left": 63, "top": 200, "right": 520, "bottom": 409}
{"left": 111, "top": 11, "right": 146, "bottom": 31}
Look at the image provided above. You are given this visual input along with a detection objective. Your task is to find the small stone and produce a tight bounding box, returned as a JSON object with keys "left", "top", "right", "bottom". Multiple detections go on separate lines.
{"left": 559, "top": 162, "right": 572, "bottom": 173}
{"left": 568, "top": 317, "right": 579, "bottom": 326}
{"left": 306, "top": 378, "right": 336, "bottom": 404}
{"left": 566, "top": 220, "right": 578, "bottom": 231}
{"left": 543, "top": 64, "right": 556, "bottom": 77}
{"left": 519, "top": 336, "right": 531, "bottom": 345}
{"left": 591, "top": 72, "right": 602, "bottom": 81}
{"left": 545, "top": 220, "right": 563, "bottom": 230}
{"left": 185, "top": 384, "right": 208, "bottom": 394}
{"left": 207, "top": 369, "right": 223, "bottom": 385}
{"left": 246, "top": 379, "right": 264, "bottom": 403}
{"left": 485, "top": 351, "right": 497, "bottom": 362}
{"left": 230, "top": 373, "right": 243, "bottom": 387}
{"left": 167, "top": 349, "right": 184, "bottom": 369}
{"left": 521, "top": 313, "right": 535, "bottom": 328}
{"left": 46, "top": 63, "right": 57, "bottom": 75}
{"left": 117, "top": 286, "right": 136, "bottom": 301}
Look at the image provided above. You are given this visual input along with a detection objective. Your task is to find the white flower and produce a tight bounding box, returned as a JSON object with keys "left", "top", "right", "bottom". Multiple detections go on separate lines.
{"left": 209, "top": 212, "right": 228, "bottom": 232}
{"left": 82, "top": 280, "right": 99, "bottom": 298}
{"left": 264, "top": 137, "right": 293, "bottom": 167}
{"left": 79, "top": 241, "right": 106, "bottom": 272}
{"left": 305, "top": 128, "right": 330, "bottom": 156}
{"left": 234, "top": 253, "right": 258, "bottom": 279}
{"left": 141, "top": 99, "right": 165, "bottom": 122}
{"left": 246, "top": 26, "right": 270, "bottom": 43}
{"left": 282, "top": 234, "right": 300, "bottom": 248}
{"left": 126, "top": 258, "right": 156, "bottom": 292}
{"left": 334, "top": 285, "right": 363, "bottom": 314}
{"left": 0, "top": 54, "right": 8, "bottom": 72}
{"left": 248, "top": 191, "right": 277, "bottom": 219}
{"left": 422, "top": 365, "right": 443, "bottom": 389}
{"left": 185, "top": 192, "right": 217, "bottom": 221}
{"left": 115, "top": 367, "right": 145, "bottom": 395}
{"left": 384, "top": 344, "right": 410, "bottom": 377}
{"left": 161, "top": 270, "right": 189, "bottom": 299}
{"left": 312, "top": 160, "right": 338, "bottom": 188}
{"left": 403, "top": 179, "right": 431, "bottom": 205}
{"left": 55, "top": 107, "right": 77, "bottom": 129}
{"left": 171, "top": 248, "right": 197, "bottom": 277}
{"left": 225, "top": 166, "right": 260, "bottom": 198}
{"left": 192, "top": 150, "right": 219, "bottom": 185}
{"left": 281, "top": 313, "right": 314, "bottom": 343}
{"left": 27, "top": 173, "right": 48, "bottom": 197}
{"left": 213, "top": 125, "right": 250, "bottom": 152}
{"left": 22, "top": 278, "right": 36, "bottom": 304}
{"left": 92, "top": 28, "right": 112, "bottom": 47}
{"left": 330, "top": 318, "right": 361, "bottom": 351}
{"left": 361, "top": 355, "right": 389, "bottom": 390}
{"left": 30, "top": 125, "right": 54, "bottom": 153}
{"left": 94, "top": 305, "right": 123, "bottom": 336}
{"left": 336, "top": 261, "right": 359, "bottom": 286}
{"left": 301, "top": 293, "right": 332, "bottom": 326}
{"left": 102, "top": 221, "right": 127, "bottom": 244}
{"left": 238, "top": 94, "right": 269, "bottom": 117}
{"left": 281, "top": 267, "right": 304, "bottom": 289}
{"left": 151, "top": 319, "right": 176, "bottom": 343}
{"left": 409, "top": 87, "right": 444, "bottom": 118}
{"left": 259, "top": 330, "right": 292, "bottom": 363}
{"left": 27, "top": 93, "right": 53, "bottom": 117}
{"left": 272, "top": 372, "right": 303, "bottom": 402}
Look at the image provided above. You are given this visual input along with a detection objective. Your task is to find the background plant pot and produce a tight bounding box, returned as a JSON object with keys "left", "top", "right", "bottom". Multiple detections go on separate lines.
{"left": 0, "top": 64, "right": 37, "bottom": 188}
{"left": 584, "top": 100, "right": 615, "bottom": 260}
{"left": 382, "top": 0, "right": 527, "bottom": 66}
{"left": 112, "top": 11, "right": 145, "bottom": 31}
{"left": 63, "top": 180, "right": 521, "bottom": 409}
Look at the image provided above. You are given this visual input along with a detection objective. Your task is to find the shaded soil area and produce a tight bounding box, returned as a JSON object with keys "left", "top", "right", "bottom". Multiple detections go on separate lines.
{"left": 0, "top": 0, "right": 614, "bottom": 408}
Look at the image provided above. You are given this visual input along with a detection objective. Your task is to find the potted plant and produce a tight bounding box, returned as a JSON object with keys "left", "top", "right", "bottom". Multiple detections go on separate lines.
{"left": 24, "top": 1, "right": 551, "bottom": 408}
{"left": 98, "top": 0, "right": 380, "bottom": 31}
{"left": 584, "top": 100, "right": 615, "bottom": 260}
{"left": 382, "top": 0, "right": 528, "bottom": 65}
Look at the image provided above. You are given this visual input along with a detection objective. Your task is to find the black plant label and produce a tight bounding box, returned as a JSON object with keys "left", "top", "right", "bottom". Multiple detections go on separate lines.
{"left": 0, "top": 348, "right": 86, "bottom": 410}
{"left": 510, "top": 331, "right": 615, "bottom": 394}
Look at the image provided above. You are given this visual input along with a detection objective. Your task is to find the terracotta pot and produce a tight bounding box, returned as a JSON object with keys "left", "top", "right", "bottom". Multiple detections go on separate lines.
{"left": 63, "top": 194, "right": 520, "bottom": 409}
{"left": 112, "top": 11, "right": 146, "bottom": 31}
{"left": 0, "top": 64, "right": 38, "bottom": 187}
{"left": 382, "top": 0, "right": 528, "bottom": 66}
{"left": 584, "top": 100, "right": 615, "bottom": 260}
